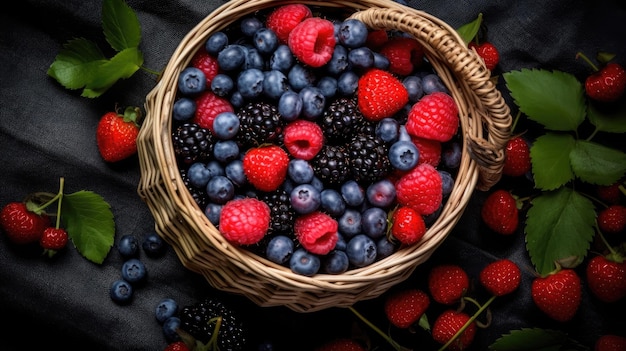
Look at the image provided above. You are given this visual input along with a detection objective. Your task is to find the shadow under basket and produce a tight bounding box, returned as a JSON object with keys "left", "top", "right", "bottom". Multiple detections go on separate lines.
{"left": 137, "top": 0, "right": 512, "bottom": 313}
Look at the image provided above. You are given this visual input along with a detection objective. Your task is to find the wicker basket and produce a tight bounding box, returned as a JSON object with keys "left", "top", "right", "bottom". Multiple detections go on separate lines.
{"left": 137, "top": 0, "right": 511, "bottom": 313}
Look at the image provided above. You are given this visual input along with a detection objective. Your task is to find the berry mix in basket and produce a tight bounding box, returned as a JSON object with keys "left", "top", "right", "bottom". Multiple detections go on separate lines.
{"left": 171, "top": 4, "right": 463, "bottom": 276}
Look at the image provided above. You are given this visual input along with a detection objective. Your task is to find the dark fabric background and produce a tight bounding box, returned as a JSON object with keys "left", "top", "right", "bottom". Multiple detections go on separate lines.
{"left": 1, "top": 0, "right": 625, "bottom": 350}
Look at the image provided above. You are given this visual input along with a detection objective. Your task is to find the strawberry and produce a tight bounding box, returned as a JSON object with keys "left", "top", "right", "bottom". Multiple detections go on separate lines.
{"left": 585, "top": 62, "right": 626, "bottom": 103}
{"left": 596, "top": 182, "right": 624, "bottom": 205}
{"left": 266, "top": 4, "right": 312, "bottom": 43}
{"left": 379, "top": 36, "right": 424, "bottom": 76}
{"left": 288, "top": 17, "right": 336, "bottom": 67}
{"left": 405, "top": 92, "right": 459, "bottom": 142}
{"left": 595, "top": 334, "right": 626, "bottom": 351}
{"left": 384, "top": 288, "right": 430, "bottom": 329}
{"left": 314, "top": 338, "right": 366, "bottom": 351}
{"left": 40, "top": 227, "right": 69, "bottom": 257}
{"left": 469, "top": 41, "right": 500, "bottom": 71}
{"left": 219, "top": 197, "right": 271, "bottom": 245}
{"left": 193, "top": 91, "right": 234, "bottom": 131}
{"left": 597, "top": 205, "right": 626, "bottom": 234}
{"left": 191, "top": 49, "right": 220, "bottom": 87}
{"left": 431, "top": 310, "right": 476, "bottom": 351}
{"left": 283, "top": 119, "right": 325, "bottom": 160}
{"left": 365, "top": 29, "right": 389, "bottom": 50}
{"left": 95, "top": 107, "right": 140, "bottom": 163}
{"left": 502, "top": 136, "right": 531, "bottom": 177}
{"left": 164, "top": 341, "right": 190, "bottom": 351}
{"left": 0, "top": 202, "right": 49, "bottom": 245}
{"left": 479, "top": 259, "right": 521, "bottom": 296}
{"left": 586, "top": 254, "right": 626, "bottom": 303}
{"left": 242, "top": 145, "right": 290, "bottom": 192}
{"left": 395, "top": 163, "right": 443, "bottom": 216}
{"left": 428, "top": 264, "right": 470, "bottom": 305}
{"left": 480, "top": 189, "right": 519, "bottom": 235}
{"left": 531, "top": 268, "right": 582, "bottom": 322}
{"left": 294, "top": 211, "right": 338, "bottom": 255}
{"left": 357, "top": 68, "right": 409, "bottom": 122}
{"left": 390, "top": 206, "right": 426, "bottom": 245}
{"left": 411, "top": 136, "right": 442, "bottom": 167}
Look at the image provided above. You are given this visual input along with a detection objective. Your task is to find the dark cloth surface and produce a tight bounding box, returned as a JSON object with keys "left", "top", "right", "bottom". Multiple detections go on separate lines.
{"left": 1, "top": 0, "right": 625, "bottom": 350}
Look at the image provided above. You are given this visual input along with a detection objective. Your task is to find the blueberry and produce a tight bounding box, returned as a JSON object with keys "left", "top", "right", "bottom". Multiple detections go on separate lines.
{"left": 341, "top": 180, "right": 365, "bottom": 207}
{"left": 424, "top": 203, "right": 443, "bottom": 226}
{"left": 320, "top": 189, "right": 346, "bottom": 217}
{"left": 230, "top": 91, "right": 245, "bottom": 108}
{"left": 205, "top": 160, "right": 225, "bottom": 178}
{"left": 212, "top": 111, "right": 240, "bottom": 140}
{"left": 422, "top": 73, "right": 449, "bottom": 94}
{"left": 253, "top": 27, "right": 279, "bottom": 55}
{"left": 178, "top": 67, "right": 206, "bottom": 95}
{"left": 403, "top": 75, "right": 424, "bottom": 102}
{"left": 213, "top": 140, "right": 239, "bottom": 163}
{"left": 217, "top": 44, "right": 247, "bottom": 71}
{"left": 348, "top": 46, "right": 374, "bottom": 69}
{"left": 326, "top": 44, "right": 350, "bottom": 76}
{"left": 316, "top": 76, "right": 338, "bottom": 98}
{"left": 398, "top": 125, "right": 412, "bottom": 142}
{"left": 361, "top": 207, "right": 388, "bottom": 239}
{"left": 117, "top": 234, "right": 139, "bottom": 258}
{"left": 337, "top": 208, "right": 362, "bottom": 238}
{"left": 439, "top": 170, "right": 454, "bottom": 197}
{"left": 288, "top": 159, "right": 314, "bottom": 184}
{"left": 290, "top": 183, "right": 321, "bottom": 214}
{"left": 346, "top": 234, "right": 377, "bottom": 267}
{"left": 375, "top": 118, "right": 400, "bottom": 143}
{"left": 237, "top": 68, "right": 265, "bottom": 98}
{"left": 225, "top": 159, "right": 246, "bottom": 187}
{"left": 204, "top": 202, "right": 223, "bottom": 225}
{"left": 337, "top": 71, "right": 359, "bottom": 96}
{"left": 109, "top": 279, "right": 133, "bottom": 304}
{"left": 338, "top": 19, "right": 368, "bottom": 48}
{"left": 366, "top": 179, "right": 397, "bottom": 208}
{"left": 266, "top": 235, "right": 294, "bottom": 265}
{"left": 210, "top": 73, "right": 234, "bottom": 97}
{"left": 278, "top": 91, "right": 302, "bottom": 121}
{"left": 335, "top": 233, "right": 347, "bottom": 251}
{"left": 205, "top": 31, "right": 229, "bottom": 55}
{"left": 373, "top": 52, "right": 390, "bottom": 70}
{"left": 187, "top": 162, "right": 211, "bottom": 188}
{"left": 121, "top": 258, "right": 147, "bottom": 284}
{"left": 269, "top": 44, "right": 294, "bottom": 72}
{"left": 244, "top": 47, "right": 265, "bottom": 70}
{"left": 155, "top": 298, "right": 178, "bottom": 324}
{"left": 172, "top": 97, "right": 196, "bottom": 121}
{"left": 442, "top": 141, "right": 462, "bottom": 169}
{"left": 389, "top": 140, "right": 420, "bottom": 171}
{"left": 288, "top": 64, "right": 316, "bottom": 91}
{"left": 289, "top": 248, "right": 320, "bottom": 276}
{"left": 241, "top": 17, "right": 264, "bottom": 37}
{"left": 322, "top": 250, "right": 349, "bottom": 274}
{"left": 206, "top": 175, "right": 235, "bottom": 204}
{"left": 376, "top": 237, "right": 397, "bottom": 260}
{"left": 142, "top": 232, "right": 166, "bottom": 258}
{"left": 263, "top": 70, "right": 289, "bottom": 100}
{"left": 162, "top": 316, "right": 181, "bottom": 343}
{"left": 310, "top": 176, "right": 324, "bottom": 192}
{"left": 299, "top": 86, "right": 325, "bottom": 119}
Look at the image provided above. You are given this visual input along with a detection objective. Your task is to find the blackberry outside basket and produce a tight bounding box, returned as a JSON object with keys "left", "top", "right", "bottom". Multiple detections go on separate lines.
{"left": 137, "top": 0, "right": 512, "bottom": 312}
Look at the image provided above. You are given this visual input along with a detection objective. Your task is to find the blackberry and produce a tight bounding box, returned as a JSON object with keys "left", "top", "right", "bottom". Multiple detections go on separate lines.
{"left": 348, "top": 134, "right": 392, "bottom": 184}
{"left": 311, "top": 144, "right": 350, "bottom": 187}
{"left": 179, "top": 168, "right": 209, "bottom": 209}
{"left": 236, "top": 100, "right": 284, "bottom": 148}
{"left": 260, "top": 188, "right": 296, "bottom": 236}
{"left": 318, "top": 96, "right": 364, "bottom": 144}
{"left": 179, "top": 297, "right": 247, "bottom": 350}
{"left": 172, "top": 122, "right": 214, "bottom": 165}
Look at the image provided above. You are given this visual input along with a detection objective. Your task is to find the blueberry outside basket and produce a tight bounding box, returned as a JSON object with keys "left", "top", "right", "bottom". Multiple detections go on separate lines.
{"left": 136, "top": 0, "right": 512, "bottom": 313}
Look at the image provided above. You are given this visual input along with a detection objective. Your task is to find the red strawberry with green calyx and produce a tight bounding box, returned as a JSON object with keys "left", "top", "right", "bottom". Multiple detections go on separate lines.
{"left": 576, "top": 51, "right": 626, "bottom": 103}
{"left": 586, "top": 252, "right": 626, "bottom": 303}
{"left": 384, "top": 288, "right": 430, "bottom": 329}
{"left": 96, "top": 106, "right": 141, "bottom": 163}
{"left": 469, "top": 41, "right": 500, "bottom": 71}
{"left": 357, "top": 68, "right": 409, "bottom": 122}
{"left": 531, "top": 268, "right": 582, "bottom": 322}
{"left": 480, "top": 189, "right": 520, "bottom": 235}
{"left": 0, "top": 201, "right": 50, "bottom": 245}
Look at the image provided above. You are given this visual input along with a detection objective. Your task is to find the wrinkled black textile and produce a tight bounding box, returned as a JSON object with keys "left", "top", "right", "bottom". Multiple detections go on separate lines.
{"left": 1, "top": 1, "right": 625, "bottom": 350}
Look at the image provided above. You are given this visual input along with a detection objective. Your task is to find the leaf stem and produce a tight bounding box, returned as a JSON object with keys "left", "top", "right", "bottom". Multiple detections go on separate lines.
{"left": 348, "top": 306, "right": 412, "bottom": 351}
{"left": 575, "top": 52, "right": 599, "bottom": 72}
{"left": 140, "top": 65, "right": 162, "bottom": 77}
{"left": 437, "top": 296, "right": 496, "bottom": 351}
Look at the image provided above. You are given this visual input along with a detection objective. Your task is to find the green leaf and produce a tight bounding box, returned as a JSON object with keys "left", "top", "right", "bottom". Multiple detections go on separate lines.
{"left": 530, "top": 133, "right": 576, "bottom": 191}
{"left": 587, "top": 101, "right": 626, "bottom": 133}
{"left": 525, "top": 188, "right": 595, "bottom": 276}
{"left": 489, "top": 328, "right": 570, "bottom": 351}
{"left": 83, "top": 47, "right": 143, "bottom": 97}
{"left": 102, "top": 0, "right": 141, "bottom": 51}
{"left": 60, "top": 191, "right": 115, "bottom": 264}
{"left": 47, "top": 38, "right": 107, "bottom": 90}
{"left": 571, "top": 140, "right": 626, "bottom": 185}
{"left": 456, "top": 13, "right": 482, "bottom": 45}
{"left": 503, "top": 69, "right": 586, "bottom": 131}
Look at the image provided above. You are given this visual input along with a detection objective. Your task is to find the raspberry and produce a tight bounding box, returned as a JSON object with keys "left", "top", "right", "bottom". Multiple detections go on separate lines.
{"left": 357, "top": 68, "right": 409, "bottom": 121}
{"left": 219, "top": 198, "right": 271, "bottom": 245}
{"left": 193, "top": 91, "right": 234, "bottom": 131}
{"left": 283, "top": 119, "right": 324, "bottom": 160}
{"left": 365, "top": 29, "right": 389, "bottom": 50}
{"left": 294, "top": 211, "right": 338, "bottom": 255}
{"left": 406, "top": 92, "right": 459, "bottom": 142}
{"left": 266, "top": 4, "right": 312, "bottom": 43}
{"left": 379, "top": 36, "right": 424, "bottom": 76}
{"left": 288, "top": 17, "right": 336, "bottom": 68}
{"left": 411, "top": 136, "right": 442, "bottom": 167}
{"left": 597, "top": 205, "right": 626, "bottom": 233}
{"left": 390, "top": 206, "right": 426, "bottom": 245}
{"left": 395, "top": 163, "right": 443, "bottom": 216}
{"left": 190, "top": 49, "right": 220, "bottom": 87}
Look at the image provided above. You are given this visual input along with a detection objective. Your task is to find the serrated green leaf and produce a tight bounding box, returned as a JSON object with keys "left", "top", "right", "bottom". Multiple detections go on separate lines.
{"left": 570, "top": 140, "right": 626, "bottom": 185}
{"left": 587, "top": 101, "right": 626, "bottom": 133}
{"left": 60, "top": 191, "right": 115, "bottom": 264}
{"left": 83, "top": 47, "right": 143, "bottom": 97}
{"left": 47, "top": 38, "right": 107, "bottom": 90}
{"left": 456, "top": 13, "right": 482, "bottom": 45}
{"left": 525, "top": 188, "right": 595, "bottom": 275}
{"left": 530, "top": 133, "right": 576, "bottom": 191}
{"left": 503, "top": 69, "right": 586, "bottom": 131}
{"left": 489, "top": 328, "right": 569, "bottom": 351}
{"left": 102, "top": 0, "right": 141, "bottom": 51}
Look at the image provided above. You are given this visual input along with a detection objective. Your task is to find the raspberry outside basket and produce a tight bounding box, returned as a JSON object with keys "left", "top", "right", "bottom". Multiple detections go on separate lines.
{"left": 137, "top": 0, "right": 512, "bottom": 313}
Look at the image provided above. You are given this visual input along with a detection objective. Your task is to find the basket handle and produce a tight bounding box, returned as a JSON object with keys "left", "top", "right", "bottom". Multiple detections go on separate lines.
{"left": 349, "top": 7, "right": 512, "bottom": 190}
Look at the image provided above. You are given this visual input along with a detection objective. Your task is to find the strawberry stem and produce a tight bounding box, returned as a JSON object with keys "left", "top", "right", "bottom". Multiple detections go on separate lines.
{"left": 348, "top": 306, "right": 412, "bottom": 351}
{"left": 575, "top": 52, "right": 599, "bottom": 72}
{"left": 437, "top": 296, "right": 496, "bottom": 351}
{"left": 53, "top": 177, "right": 65, "bottom": 229}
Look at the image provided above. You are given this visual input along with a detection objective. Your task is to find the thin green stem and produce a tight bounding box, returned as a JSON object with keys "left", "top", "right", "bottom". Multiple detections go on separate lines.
{"left": 54, "top": 177, "right": 65, "bottom": 229}
{"left": 575, "top": 52, "right": 599, "bottom": 72}
{"left": 140, "top": 65, "right": 162, "bottom": 77}
{"left": 348, "top": 306, "right": 410, "bottom": 351}
{"left": 437, "top": 296, "right": 496, "bottom": 351}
